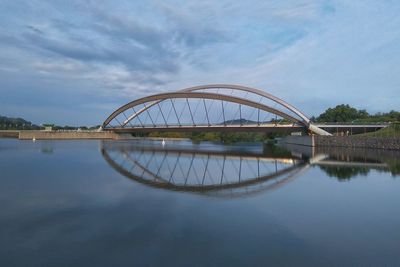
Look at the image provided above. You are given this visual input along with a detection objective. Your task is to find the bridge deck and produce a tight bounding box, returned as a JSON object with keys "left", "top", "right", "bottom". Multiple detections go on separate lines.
{"left": 106, "top": 124, "right": 305, "bottom": 133}
{"left": 105, "top": 123, "right": 388, "bottom": 133}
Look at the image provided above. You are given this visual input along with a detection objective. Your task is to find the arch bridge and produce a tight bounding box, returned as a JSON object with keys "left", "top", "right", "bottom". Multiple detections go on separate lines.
{"left": 102, "top": 84, "right": 331, "bottom": 136}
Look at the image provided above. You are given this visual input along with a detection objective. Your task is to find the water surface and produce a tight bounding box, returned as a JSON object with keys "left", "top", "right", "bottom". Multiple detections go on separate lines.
{"left": 0, "top": 139, "right": 399, "bottom": 266}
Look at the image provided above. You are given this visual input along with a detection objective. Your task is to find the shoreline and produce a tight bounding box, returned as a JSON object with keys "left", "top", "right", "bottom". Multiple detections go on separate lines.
{"left": 1, "top": 130, "right": 399, "bottom": 150}
{"left": 0, "top": 130, "right": 190, "bottom": 141}
{"left": 282, "top": 135, "right": 400, "bottom": 150}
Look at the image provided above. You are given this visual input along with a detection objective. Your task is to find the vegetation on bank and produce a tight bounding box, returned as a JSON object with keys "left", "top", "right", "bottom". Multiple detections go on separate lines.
{"left": 0, "top": 115, "right": 41, "bottom": 130}
{"left": 311, "top": 104, "right": 400, "bottom": 123}
{"left": 0, "top": 115, "right": 100, "bottom": 131}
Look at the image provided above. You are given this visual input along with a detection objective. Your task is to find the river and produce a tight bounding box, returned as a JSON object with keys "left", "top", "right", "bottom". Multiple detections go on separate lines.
{"left": 0, "top": 139, "right": 399, "bottom": 266}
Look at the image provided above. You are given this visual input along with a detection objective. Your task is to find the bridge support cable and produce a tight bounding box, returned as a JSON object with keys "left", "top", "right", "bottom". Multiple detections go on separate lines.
{"left": 169, "top": 153, "right": 180, "bottom": 183}
{"left": 170, "top": 99, "right": 181, "bottom": 126}
{"left": 239, "top": 158, "right": 242, "bottom": 181}
{"left": 202, "top": 155, "right": 210, "bottom": 185}
{"left": 205, "top": 99, "right": 215, "bottom": 124}
{"left": 191, "top": 159, "right": 202, "bottom": 185}
{"left": 239, "top": 104, "right": 242, "bottom": 126}
{"left": 156, "top": 153, "right": 168, "bottom": 177}
{"left": 165, "top": 103, "right": 174, "bottom": 125}
{"left": 144, "top": 151, "right": 155, "bottom": 172}
{"left": 178, "top": 101, "right": 188, "bottom": 125}
{"left": 143, "top": 103, "right": 156, "bottom": 127}
{"left": 221, "top": 101, "right": 226, "bottom": 126}
{"left": 164, "top": 153, "right": 173, "bottom": 176}
{"left": 114, "top": 117, "right": 123, "bottom": 128}
{"left": 131, "top": 107, "right": 144, "bottom": 128}
{"left": 122, "top": 112, "right": 134, "bottom": 127}
{"left": 186, "top": 98, "right": 196, "bottom": 126}
{"left": 246, "top": 96, "right": 264, "bottom": 126}
{"left": 220, "top": 156, "right": 226, "bottom": 184}
{"left": 157, "top": 103, "right": 168, "bottom": 127}
{"left": 203, "top": 99, "right": 211, "bottom": 126}
{"left": 192, "top": 99, "right": 202, "bottom": 124}
{"left": 184, "top": 154, "right": 195, "bottom": 185}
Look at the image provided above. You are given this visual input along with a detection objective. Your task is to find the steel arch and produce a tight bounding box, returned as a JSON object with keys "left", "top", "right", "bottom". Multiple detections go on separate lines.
{"left": 103, "top": 91, "right": 303, "bottom": 128}
{"left": 180, "top": 84, "right": 310, "bottom": 124}
{"left": 102, "top": 84, "right": 331, "bottom": 135}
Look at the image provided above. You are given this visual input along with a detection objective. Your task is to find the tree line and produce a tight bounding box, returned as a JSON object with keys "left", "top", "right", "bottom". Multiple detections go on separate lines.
{"left": 311, "top": 104, "right": 400, "bottom": 123}
{"left": 0, "top": 115, "right": 100, "bottom": 130}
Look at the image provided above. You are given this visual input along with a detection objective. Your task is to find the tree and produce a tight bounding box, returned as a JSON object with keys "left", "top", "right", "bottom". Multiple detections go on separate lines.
{"left": 316, "top": 104, "right": 369, "bottom": 122}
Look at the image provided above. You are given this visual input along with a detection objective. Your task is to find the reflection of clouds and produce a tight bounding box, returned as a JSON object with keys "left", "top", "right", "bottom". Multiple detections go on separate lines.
{"left": 3, "top": 140, "right": 398, "bottom": 266}
{"left": 1, "top": 187, "right": 322, "bottom": 266}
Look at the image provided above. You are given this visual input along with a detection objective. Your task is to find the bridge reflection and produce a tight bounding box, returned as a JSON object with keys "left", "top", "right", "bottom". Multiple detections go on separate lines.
{"left": 101, "top": 141, "right": 308, "bottom": 198}
{"left": 101, "top": 141, "right": 398, "bottom": 197}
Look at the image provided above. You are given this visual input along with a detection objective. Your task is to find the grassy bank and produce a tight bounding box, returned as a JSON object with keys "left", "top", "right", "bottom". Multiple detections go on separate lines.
{"left": 356, "top": 123, "right": 400, "bottom": 137}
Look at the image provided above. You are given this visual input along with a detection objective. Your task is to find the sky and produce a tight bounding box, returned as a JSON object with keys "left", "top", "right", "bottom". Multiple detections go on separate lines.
{"left": 0, "top": 0, "right": 399, "bottom": 126}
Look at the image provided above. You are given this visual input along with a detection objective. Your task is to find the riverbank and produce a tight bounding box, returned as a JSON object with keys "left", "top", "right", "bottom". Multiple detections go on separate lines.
{"left": 0, "top": 130, "right": 19, "bottom": 138}
{"left": 0, "top": 130, "right": 191, "bottom": 141}
{"left": 0, "top": 130, "right": 119, "bottom": 140}
{"left": 282, "top": 135, "right": 400, "bottom": 150}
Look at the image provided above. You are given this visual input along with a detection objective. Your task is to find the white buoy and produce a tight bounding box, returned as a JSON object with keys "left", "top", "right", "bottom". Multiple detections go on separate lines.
{"left": 32, "top": 137, "right": 36, "bottom": 142}
{"left": 162, "top": 138, "right": 166, "bottom": 146}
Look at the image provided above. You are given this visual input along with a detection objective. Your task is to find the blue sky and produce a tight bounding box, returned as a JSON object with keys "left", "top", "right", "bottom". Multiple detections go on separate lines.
{"left": 0, "top": 0, "right": 399, "bottom": 126}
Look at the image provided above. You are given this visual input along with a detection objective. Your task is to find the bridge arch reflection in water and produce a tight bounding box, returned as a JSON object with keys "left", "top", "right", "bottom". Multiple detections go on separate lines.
{"left": 100, "top": 141, "right": 309, "bottom": 198}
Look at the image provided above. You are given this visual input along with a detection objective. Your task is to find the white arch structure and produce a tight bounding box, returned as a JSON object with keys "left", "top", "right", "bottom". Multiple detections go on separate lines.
{"left": 102, "top": 84, "right": 331, "bottom": 136}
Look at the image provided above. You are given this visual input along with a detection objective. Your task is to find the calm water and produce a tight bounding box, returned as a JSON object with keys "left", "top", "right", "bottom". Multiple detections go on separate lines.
{"left": 0, "top": 139, "right": 399, "bottom": 266}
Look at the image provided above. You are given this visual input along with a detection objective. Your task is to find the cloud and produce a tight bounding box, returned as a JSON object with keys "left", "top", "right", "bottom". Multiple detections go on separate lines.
{"left": 0, "top": 0, "right": 399, "bottom": 124}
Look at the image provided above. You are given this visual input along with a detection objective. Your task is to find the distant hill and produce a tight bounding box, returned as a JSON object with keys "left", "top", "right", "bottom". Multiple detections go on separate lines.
{"left": 0, "top": 115, "right": 40, "bottom": 130}
{"left": 0, "top": 115, "right": 101, "bottom": 131}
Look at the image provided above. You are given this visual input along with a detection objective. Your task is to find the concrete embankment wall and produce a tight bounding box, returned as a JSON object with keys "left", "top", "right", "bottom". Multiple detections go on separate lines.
{"left": 1, "top": 130, "right": 192, "bottom": 141}
{"left": 18, "top": 131, "right": 120, "bottom": 140}
{"left": 0, "top": 131, "right": 19, "bottom": 138}
{"left": 282, "top": 135, "right": 400, "bottom": 150}
{"left": 314, "top": 136, "right": 400, "bottom": 150}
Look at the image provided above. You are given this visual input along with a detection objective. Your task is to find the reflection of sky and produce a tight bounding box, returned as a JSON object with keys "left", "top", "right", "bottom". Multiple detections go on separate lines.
{"left": 1, "top": 1, "right": 400, "bottom": 125}
{"left": 0, "top": 140, "right": 399, "bottom": 266}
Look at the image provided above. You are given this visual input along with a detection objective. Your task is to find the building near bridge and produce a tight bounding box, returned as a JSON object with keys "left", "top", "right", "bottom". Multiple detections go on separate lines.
{"left": 42, "top": 124, "right": 54, "bottom": 131}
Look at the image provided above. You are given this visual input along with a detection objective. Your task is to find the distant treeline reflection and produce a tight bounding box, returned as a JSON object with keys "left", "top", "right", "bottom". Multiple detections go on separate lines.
{"left": 314, "top": 147, "right": 400, "bottom": 179}
{"left": 319, "top": 166, "right": 372, "bottom": 180}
